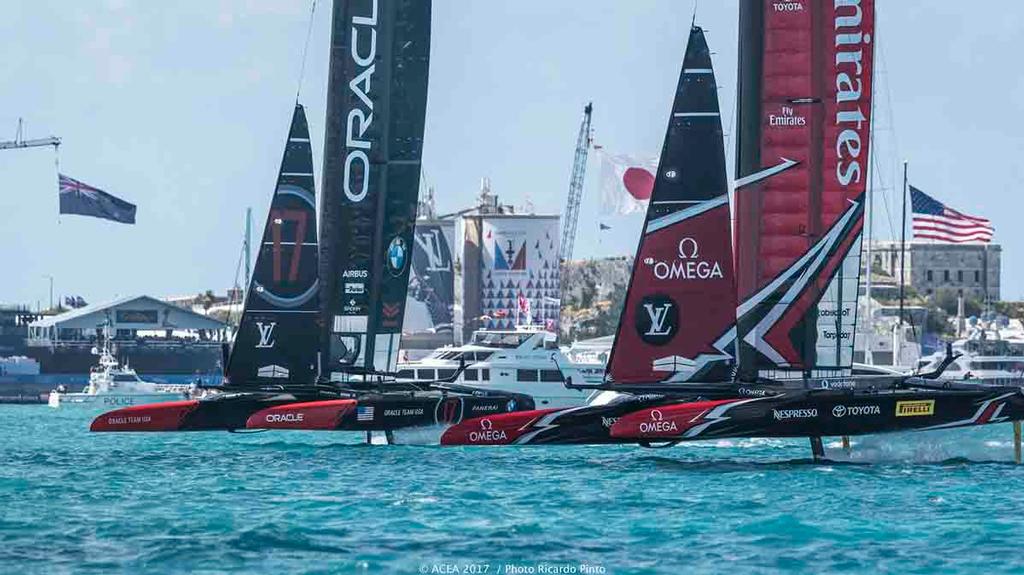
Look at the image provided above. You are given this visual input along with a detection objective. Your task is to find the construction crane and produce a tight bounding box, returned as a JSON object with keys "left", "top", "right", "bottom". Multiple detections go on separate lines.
{"left": 558, "top": 103, "right": 593, "bottom": 263}
{"left": 0, "top": 119, "right": 60, "bottom": 151}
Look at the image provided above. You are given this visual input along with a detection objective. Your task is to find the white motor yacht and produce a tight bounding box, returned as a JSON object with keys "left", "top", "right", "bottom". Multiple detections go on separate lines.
{"left": 397, "top": 326, "right": 605, "bottom": 408}
{"left": 916, "top": 320, "right": 1024, "bottom": 384}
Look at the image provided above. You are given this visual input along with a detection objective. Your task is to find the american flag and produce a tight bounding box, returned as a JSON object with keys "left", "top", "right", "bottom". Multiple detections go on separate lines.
{"left": 911, "top": 186, "right": 993, "bottom": 244}
{"left": 356, "top": 406, "right": 375, "bottom": 422}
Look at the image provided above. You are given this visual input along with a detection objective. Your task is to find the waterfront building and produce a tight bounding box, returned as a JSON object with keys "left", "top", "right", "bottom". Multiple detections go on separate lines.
{"left": 867, "top": 241, "right": 1000, "bottom": 303}
{"left": 25, "top": 295, "right": 228, "bottom": 375}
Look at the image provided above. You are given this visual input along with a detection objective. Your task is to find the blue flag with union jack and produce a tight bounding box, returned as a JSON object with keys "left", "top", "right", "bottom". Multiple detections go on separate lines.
{"left": 58, "top": 174, "right": 136, "bottom": 224}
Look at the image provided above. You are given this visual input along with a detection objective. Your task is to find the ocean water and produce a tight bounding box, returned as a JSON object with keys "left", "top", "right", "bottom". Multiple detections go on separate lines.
{"left": 4, "top": 405, "right": 1024, "bottom": 574}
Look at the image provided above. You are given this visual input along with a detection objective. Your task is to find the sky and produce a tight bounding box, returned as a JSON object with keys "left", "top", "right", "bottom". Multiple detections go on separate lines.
{"left": 2, "top": 0, "right": 1023, "bottom": 308}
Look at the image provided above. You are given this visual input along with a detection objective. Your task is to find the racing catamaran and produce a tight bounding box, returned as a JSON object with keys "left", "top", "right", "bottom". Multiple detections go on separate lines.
{"left": 90, "top": 104, "right": 334, "bottom": 432}
{"left": 91, "top": 0, "right": 532, "bottom": 439}
{"left": 442, "top": 2, "right": 1024, "bottom": 460}
{"left": 443, "top": 23, "right": 762, "bottom": 446}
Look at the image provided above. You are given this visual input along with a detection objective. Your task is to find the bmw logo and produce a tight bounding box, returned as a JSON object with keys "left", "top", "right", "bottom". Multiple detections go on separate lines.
{"left": 387, "top": 236, "right": 407, "bottom": 276}
{"left": 506, "top": 399, "right": 517, "bottom": 412}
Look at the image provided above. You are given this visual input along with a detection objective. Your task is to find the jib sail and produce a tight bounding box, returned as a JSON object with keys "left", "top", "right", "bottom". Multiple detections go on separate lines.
{"left": 226, "top": 104, "right": 320, "bottom": 385}
{"left": 734, "top": 0, "right": 874, "bottom": 378}
{"left": 604, "top": 26, "right": 736, "bottom": 385}
{"left": 319, "top": 0, "right": 431, "bottom": 379}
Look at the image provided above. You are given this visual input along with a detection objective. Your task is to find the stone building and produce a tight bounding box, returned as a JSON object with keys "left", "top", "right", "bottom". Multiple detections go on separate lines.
{"left": 867, "top": 241, "right": 1000, "bottom": 302}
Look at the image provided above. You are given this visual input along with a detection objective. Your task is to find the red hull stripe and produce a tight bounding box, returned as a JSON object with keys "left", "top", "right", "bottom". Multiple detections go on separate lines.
{"left": 245, "top": 399, "right": 358, "bottom": 430}
{"left": 90, "top": 400, "right": 200, "bottom": 432}
{"left": 610, "top": 399, "right": 738, "bottom": 439}
{"left": 440, "top": 409, "right": 560, "bottom": 446}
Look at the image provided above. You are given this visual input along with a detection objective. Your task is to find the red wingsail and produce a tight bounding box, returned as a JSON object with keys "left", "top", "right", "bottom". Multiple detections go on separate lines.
{"left": 734, "top": 0, "right": 874, "bottom": 377}
{"left": 604, "top": 26, "right": 737, "bottom": 386}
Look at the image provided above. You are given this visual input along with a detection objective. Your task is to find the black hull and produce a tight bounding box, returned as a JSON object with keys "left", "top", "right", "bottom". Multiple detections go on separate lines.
{"left": 440, "top": 395, "right": 675, "bottom": 446}
{"left": 92, "top": 388, "right": 534, "bottom": 434}
{"left": 335, "top": 392, "right": 532, "bottom": 431}
{"left": 442, "top": 385, "right": 1024, "bottom": 447}
{"left": 612, "top": 388, "right": 1024, "bottom": 441}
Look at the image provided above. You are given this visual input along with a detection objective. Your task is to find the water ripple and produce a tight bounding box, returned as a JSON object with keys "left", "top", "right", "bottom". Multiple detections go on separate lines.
{"left": 5, "top": 406, "right": 1024, "bottom": 573}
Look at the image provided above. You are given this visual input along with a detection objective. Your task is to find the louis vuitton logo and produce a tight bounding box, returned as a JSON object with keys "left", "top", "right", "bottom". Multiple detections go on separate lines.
{"left": 255, "top": 322, "right": 277, "bottom": 349}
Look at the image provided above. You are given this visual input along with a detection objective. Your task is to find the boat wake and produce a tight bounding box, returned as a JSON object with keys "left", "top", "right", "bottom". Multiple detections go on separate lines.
{"left": 824, "top": 425, "right": 1017, "bottom": 464}
{"left": 392, "top": 425, "right": 446, "bottom": 446}
{"left": 626, "top": 425, "right": 1020, "bottom": 468}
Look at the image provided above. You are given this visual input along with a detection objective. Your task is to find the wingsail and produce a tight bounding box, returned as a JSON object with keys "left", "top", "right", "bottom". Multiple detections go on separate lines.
{"left": 226, "top": 104, "right": 320, "bottom": 386}
{"left": 604, "top": 26, "right": 736, "bottom": 385}
{"left": 319, "top": 0, "right": 431, "bottom": 380}
{"left": 733, "top": 0, "right": 875, "bottom": 378}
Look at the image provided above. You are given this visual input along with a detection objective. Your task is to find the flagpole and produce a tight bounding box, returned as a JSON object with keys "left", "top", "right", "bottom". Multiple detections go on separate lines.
{"left": 898, "top": 161, "right": 908, "bottom": 333}
{"left": 54, "top": 142, "right": 61, "bottom": 224}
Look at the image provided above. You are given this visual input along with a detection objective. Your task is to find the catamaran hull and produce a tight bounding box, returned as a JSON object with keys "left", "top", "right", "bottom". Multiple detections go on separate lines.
{"left": 92, "top": 390, "right": 535, "bottom": 434}
{"left": 610, "top": 389, "right": 1024, "bottom": 441}
{"left": 89, "top": 393, "right": 304, "bottom": 432}
{"left": 440, "top": 387, "right": 1024, "bottom": 447}
{"left": 246, "top": 393, "right": 535, "bottom": 432}
{"left": 439, "top": 396, "right": 675, "bottom": 446}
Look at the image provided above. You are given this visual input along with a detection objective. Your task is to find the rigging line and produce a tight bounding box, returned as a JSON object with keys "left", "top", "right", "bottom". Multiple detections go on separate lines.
{"left": 876, "top": 15, "right": 904, "bottom": 242}
{"left": 295, "top": 0, "right": 318, "bottom": 102}
{"left": 227, "top": 231, "right": 246, "bottom": 327}
{"left": 702, "top": 27, "right": 736, "bottom": 190}
{"left": 723, "top": 79, "right": 737, "bottom": 188}
{"left": 868, "top": 12, "right": 900, "bottom": 245}
{"left": 872, "top": 138, "right": 897, "bottom": 253}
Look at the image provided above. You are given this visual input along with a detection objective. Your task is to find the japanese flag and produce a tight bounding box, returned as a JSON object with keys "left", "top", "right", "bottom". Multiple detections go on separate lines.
{"left": 597, "top": 149, "right": 658, "bottom": 215}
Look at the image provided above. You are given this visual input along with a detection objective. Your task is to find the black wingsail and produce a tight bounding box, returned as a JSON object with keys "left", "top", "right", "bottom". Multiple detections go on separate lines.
{"left": 226, "top": 104, "right": 320, "bottom": 386}
{"left": 319, "top": 0, "right": 431, "bottom": 380}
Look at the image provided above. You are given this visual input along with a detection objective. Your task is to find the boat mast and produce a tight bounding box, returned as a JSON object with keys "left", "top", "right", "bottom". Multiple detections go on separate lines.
{"left": 864, "top": 24, "right": 880, "bottom": 366}
{"left": 897, "top": 160, "right": 908, "bottom": 364}
{"left": 864, "top": 169, "right": 873, "bottom": 365}
{"left": 243, "top": 207, "right": 252, "bottom": 293}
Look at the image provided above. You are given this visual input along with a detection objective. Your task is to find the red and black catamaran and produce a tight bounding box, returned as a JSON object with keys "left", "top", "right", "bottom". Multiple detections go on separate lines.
{"left": 91, "top": 0, "right": 531, "bottom": 440}
{"left": 442, "top": 2, "right": 1024, "bottom": 459}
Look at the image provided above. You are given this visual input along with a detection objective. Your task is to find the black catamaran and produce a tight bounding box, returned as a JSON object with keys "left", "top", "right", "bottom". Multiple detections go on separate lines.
{"left": 91, "top": 0, "right": 531, "bottom": 437}
{"left": 443, "top": 2, "right": 1024, "bottom": 458}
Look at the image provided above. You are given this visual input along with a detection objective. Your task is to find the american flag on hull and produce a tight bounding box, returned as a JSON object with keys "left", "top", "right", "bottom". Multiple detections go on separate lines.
{"left": 911, "top": 186, "right": 993, "bottom": 244}
{"left": 356, "top": 406, "right": 375, "bottom": 422}
{"left": 58, "top": 174, "right": 136, "bottom": 224}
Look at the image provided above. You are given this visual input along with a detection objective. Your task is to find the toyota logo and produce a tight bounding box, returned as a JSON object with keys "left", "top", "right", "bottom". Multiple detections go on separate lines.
{"left": 832, "top": 405, "right": 847, "bottom": 418}
{"left": 480, "top": 419, "right": 493, "bottom": 430}
{"left": 650, "top": 409, "right": 664, "bottom": 422}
